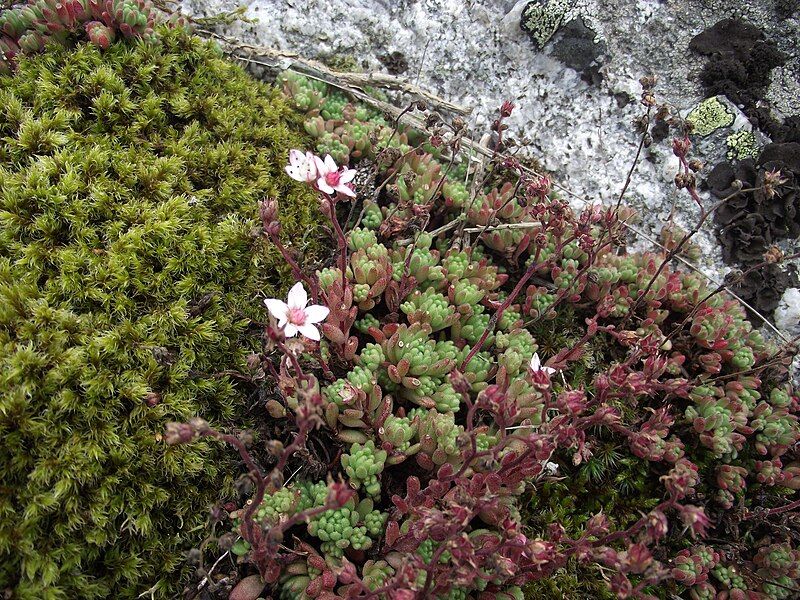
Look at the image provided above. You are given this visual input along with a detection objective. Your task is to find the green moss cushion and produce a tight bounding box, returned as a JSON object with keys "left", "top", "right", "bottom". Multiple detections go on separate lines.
{"left": 0, "top": 29, "right": 320, "bottom": 599}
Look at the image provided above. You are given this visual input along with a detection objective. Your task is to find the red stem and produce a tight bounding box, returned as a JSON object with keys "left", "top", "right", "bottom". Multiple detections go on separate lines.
{"left": 325, "top": 196, "right": 350, "bottom": 291}
{"left": 459, "top": 243, "right": 544, "bottom": 371}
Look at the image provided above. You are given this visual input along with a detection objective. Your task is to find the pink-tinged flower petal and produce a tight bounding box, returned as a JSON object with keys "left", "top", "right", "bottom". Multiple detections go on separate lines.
{"left": 285, "top": 166, "right": 303, "bottom": 182}
{"left": 339, "top": 169, "right": 356, "bottom": 184}
{"left": 298, "top": 323, "right": 321, "bottom": 341}
{"left": 304, "top": 151, "right": 318, "bottom": 180}
{"left": 335, "top": 183, "right": 356, "bottom": 198}
{"left": 317, "top": 178, "right": 335, "bottom": 195}
{"left": 530, "top": 352, "right": 557, "bottom": 375}
{"left": 264, "top": 298, "right": 289, "bottom": 326}
{"left": 286, "top": 150, "right": 318, "bottom": 183}
{"left": 314, "top": 155, "right": 328, "bottom": 175}
{"left": 287, "top": 281, "right": 308, "bottom": 309}
{"left": 284, "top": 323, "right": 299, "bottom": 338}
{"left": 289, "top": 149, "right": 303, "bottom": 166}
{"left": 323, "top": 154, "right": 338, "bottom": 173}
{"left": 304, "top": 304, "right": 330, "bottom": 324}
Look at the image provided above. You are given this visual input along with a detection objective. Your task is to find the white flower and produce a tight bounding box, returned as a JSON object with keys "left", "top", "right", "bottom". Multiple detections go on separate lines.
{"left": 285, "top": 149, "right": 319, "bottom": 183}
{"left": 264, "top": 282, "right": 330, "bottom": 341}
{"left": 544, "top": 461, "right": 559, "bottom": 475}
{"left": 314, "top": 154, "right": 357, "bottom": 197}
{"left": 529, "top": 352, "right": 556, "bottom": 375}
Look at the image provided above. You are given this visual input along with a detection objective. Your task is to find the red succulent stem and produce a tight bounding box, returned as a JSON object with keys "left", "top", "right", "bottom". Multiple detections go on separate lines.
{"left": 265, "top": 230, "right": 319, "bottom": 298}
{"left": 324, "top": 195, "right": 350, "bottom": 292}
{"left": 459, "top": 242, "right": 545, "bottom": 371}
{"left": 743, "top": 498, "right": 800, "bottom": 520}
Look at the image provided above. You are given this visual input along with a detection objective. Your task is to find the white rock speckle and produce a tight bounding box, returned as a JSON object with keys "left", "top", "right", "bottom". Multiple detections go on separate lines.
{"left": 775, "top": 288, "right": 800, "bottom": 337}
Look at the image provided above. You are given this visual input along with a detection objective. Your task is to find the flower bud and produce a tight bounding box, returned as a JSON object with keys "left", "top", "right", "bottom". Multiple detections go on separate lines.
{"left": 144, "top": 391, "right": 160, "bottom": 407}
{"left": 678, "top": 505, "right": 711, "bottom": 538}
{"left": 585, "top": 513, "right": 611, "bottom": 536}
{"left": 644, "top": 509, "right": 668, "bottom": 542}
{"left": 245, "top": 353, "right": 261, "bottom": 371}
{"left": 338, "top": 559, "right": 358, "bottom": 584}
{"left": 624, "top": 543, "right": 652, "bottom": 574}
{"left": 526, "top": 175, "right": 552, "bottom": 202}
{"left": 672, "top": 136, "right": 691, "bottom": 157}
{"left": 448, "top": 369, "right": 472, "bottom": 395}
{"left": 164, "top": 422, "right": 196, "bottom": 445}
{"left": 258, "top": 199, "right": 281, "bottom": 236}
{"left": 188, "top": 417, "right": 210, "bottom": 433}
{"left": 327, "top": 480, "right": 356, "bottom": 508}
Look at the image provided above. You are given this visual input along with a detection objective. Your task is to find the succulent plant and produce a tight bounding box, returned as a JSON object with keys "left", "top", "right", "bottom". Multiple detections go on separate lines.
{"left": 161, "top": 72, "right": 800, "bottom": 600}
{"left": 341, "top": 441, "right": 388, "bottom": 497}
{"left": 0, "top": 0, "right": 186, "bottom": 73}
{"left": 307, "top": 496, "right": 385, "bottom": 557}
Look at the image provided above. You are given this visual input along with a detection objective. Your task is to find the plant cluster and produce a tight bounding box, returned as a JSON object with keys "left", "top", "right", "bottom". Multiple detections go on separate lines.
{"left": 0, "top": 0, "right": 185, "bottom": 73}
{"left": 170, "top": 75, "right": 800, "bottom": 600}
{"left": 0, "top": 29, "right": 326, "bottom": 599}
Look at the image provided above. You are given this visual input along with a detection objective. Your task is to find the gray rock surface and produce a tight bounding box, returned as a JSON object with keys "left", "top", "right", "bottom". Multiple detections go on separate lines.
{"left": 776, "top": 288, "right": 800, "bottom": 337}
{"left": 180, "top": 0, "right": 800, "bottom": 334}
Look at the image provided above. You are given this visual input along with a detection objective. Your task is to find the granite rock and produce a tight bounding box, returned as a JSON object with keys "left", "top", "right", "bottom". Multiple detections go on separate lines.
{"left": 179, "top": 0, "right": 800, "bottom": 336}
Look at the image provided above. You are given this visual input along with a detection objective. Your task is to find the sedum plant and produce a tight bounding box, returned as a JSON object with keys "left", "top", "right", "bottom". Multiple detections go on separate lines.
{"left": 0, "top": 0, "right": 186, "bottom": 73}
{"left": 168, "top": 76, "right": 799, "bottom": 600}
{"left": 0, "top": 29, "right": 326, "bottom": 599}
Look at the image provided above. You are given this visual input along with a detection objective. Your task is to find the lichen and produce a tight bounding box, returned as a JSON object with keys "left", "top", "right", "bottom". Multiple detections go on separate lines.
{"left": 725, "top": 129, "right": 759, "bottom": 160}
{"left": 685, "top": 96, "right": 735, "bottom": 136}
{"left": 520, "top": 0, "right": 574, "bottom": 49}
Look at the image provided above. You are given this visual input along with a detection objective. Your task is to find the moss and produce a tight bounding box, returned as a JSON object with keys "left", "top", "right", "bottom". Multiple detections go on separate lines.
{"left": 0, "top": 28, "right": 323, "bottom": 599}
{"left": 522, "top": 439, "right": 666, "bottom": 600}
{"left": 523, "top": 566, "right": 616, "bottom": 600}
{"left": 685, "top": 96, "right": 735, "bottom": 136}
{"left": 321, "top": 53, "right": 362, "bottom": 73}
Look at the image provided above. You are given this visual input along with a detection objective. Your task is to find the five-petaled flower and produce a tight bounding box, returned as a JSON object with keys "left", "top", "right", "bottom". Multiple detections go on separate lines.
{"left": 314, "top": 154, "right": 357, "bottom": 197}
{"left": 530, "top": 352, "right": 556, "bottom": 375}
{"left": 264, "top": 282, "right": 329, "bottom": 341}
{"left": 285, "top": 149, "right": 319, "bottom": 184}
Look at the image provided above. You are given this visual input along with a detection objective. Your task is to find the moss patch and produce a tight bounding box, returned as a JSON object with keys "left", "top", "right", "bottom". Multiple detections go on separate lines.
{"left": 0, "top": 29, "right": 322, "bottom": 599}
